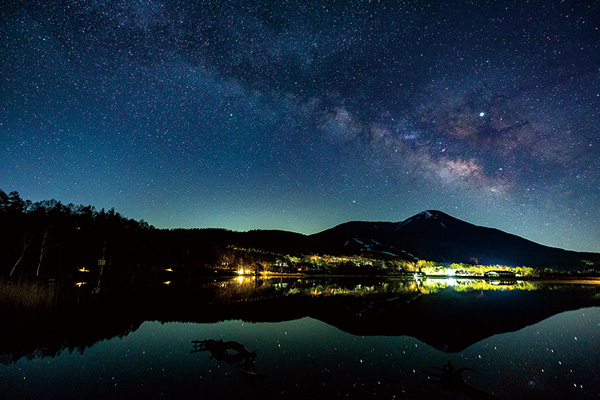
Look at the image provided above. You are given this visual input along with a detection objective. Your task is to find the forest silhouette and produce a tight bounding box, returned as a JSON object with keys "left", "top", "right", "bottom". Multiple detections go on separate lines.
{"left": 0, "top": 190, "right": 342, "bottom": 281}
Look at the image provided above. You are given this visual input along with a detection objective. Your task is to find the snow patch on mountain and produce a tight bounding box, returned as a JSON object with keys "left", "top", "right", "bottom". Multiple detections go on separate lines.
{"left": 418, "top": 210, "right": 437, "bottom": 219}
{"left": 393, "top": 210, "right": 448, "bottom": 231}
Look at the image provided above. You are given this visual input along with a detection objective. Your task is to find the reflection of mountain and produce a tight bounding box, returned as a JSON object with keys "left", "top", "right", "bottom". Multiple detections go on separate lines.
{"left": 1, "top": 279, "right": 599, "bottom": 362}
{"left": 227, "top": 282, "right": 600, "bottom": 352}
{"left": 312, "top": 210, "right": 600, "bottom": 268}
{"left": 307, "top": 287, "right": 600, "bottom": 352}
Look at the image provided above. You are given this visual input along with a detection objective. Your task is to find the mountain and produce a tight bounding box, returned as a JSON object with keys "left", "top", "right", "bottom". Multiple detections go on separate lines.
{"left": 311, "top": 210, "right": 600, "bottom": 269}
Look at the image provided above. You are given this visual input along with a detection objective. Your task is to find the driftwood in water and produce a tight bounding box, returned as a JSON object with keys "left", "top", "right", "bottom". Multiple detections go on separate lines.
{"left": 191, "top": 339, "right": 266, "bottom": 378}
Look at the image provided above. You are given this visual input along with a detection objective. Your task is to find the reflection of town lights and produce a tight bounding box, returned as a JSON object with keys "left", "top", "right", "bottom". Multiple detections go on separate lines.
{"left": 74, "top": 282, "right": 87, "bottom": 287}
{"left": 78, "top": 268, "right": 90, "bottom": 272}
{"left": 163, "top": 281, "right": 171, "bottom": 285}
{"left": 164, "top": 268, "right": 173, "bottom": 272}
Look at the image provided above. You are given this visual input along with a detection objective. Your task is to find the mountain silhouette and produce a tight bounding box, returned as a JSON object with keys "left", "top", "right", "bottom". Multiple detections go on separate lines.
{"left": 311, "top": 210, "right": 599, "bottom": 269}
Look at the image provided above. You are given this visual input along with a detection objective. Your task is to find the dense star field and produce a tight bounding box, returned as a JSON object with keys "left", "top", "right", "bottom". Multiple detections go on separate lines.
{"left": 1, "top": 0, "right": 599, "bottom": 252}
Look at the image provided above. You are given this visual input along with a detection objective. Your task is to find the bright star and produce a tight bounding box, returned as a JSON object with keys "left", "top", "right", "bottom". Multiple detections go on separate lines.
{"left": 479, "top": 112, "right": 485, "bottom": 117}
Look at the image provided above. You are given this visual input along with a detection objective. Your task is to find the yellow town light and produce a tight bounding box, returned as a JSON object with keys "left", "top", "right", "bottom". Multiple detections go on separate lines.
{"left": 237, "top": 268, "right": 252, "bottom": 275}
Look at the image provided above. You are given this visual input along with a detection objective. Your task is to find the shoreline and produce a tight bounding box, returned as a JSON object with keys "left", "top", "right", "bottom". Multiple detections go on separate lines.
{"left": 229, "top": 272, "right": 600, "bottom": 283}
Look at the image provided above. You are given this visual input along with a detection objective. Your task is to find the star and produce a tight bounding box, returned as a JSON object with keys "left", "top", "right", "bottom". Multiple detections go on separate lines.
{"left": 0, "top": 0, "right": 598, "bottom": 252}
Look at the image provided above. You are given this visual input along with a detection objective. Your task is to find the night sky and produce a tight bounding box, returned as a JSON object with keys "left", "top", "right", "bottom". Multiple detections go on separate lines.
{"left": 2, "top": 0, "right": 599, "bottom": 252}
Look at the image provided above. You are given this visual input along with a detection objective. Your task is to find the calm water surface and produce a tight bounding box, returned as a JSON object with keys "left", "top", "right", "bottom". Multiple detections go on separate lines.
{"left": 1, "top": 277, "right": 599, "bottom": 399}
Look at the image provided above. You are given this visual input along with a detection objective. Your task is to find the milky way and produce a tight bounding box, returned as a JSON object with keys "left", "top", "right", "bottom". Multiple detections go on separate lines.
{"left": 2, "top": 0, "right": 599, "bottom": 251}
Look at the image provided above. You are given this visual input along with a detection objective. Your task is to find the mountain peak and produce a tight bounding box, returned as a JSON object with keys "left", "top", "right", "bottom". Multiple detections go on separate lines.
{"left": 415, "top": 210, "right": 442, "bottom": 219}
{"left": 395, "top": 210, "right": 449, "bottom": 231}
{"left": 419, "top": 210, "right": 437, "bottom": 217}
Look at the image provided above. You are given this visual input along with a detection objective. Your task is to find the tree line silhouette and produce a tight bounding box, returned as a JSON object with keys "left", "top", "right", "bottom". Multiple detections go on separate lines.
{"left": 0, "top": 190, "right": 233, "bottom": 280}
{"left": 0, "top": 190, "right": 343, "bottom": 282}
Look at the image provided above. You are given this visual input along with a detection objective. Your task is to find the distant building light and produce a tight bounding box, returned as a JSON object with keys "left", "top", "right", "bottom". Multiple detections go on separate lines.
{"left": 484, "top": 270, "right": 516, "bottom": 278}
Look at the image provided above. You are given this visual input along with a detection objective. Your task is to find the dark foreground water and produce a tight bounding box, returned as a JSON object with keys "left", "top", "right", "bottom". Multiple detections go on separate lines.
{"left": 1, "top": 277, "right": 599, "bottom": 399}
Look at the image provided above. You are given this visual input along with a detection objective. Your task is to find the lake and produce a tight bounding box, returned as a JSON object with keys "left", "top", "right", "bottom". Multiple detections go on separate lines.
{"left": 1, "top": 276, "right": 599, "bottom": 399}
